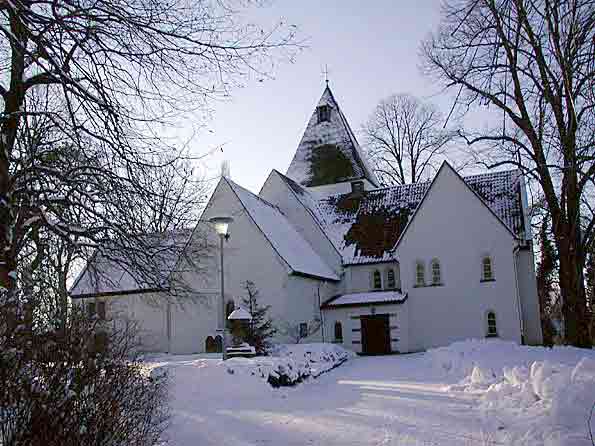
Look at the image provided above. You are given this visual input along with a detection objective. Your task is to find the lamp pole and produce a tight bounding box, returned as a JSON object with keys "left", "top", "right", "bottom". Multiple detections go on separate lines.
{"left": 209, "top": 215, "right": 233, "bottom": 360}
{"left": 219, "top": 233, "right": 227, "bottom": 360}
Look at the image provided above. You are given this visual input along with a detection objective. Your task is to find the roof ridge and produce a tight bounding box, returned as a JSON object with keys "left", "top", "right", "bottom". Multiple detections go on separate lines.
{"left": 225, "top": 177, "right": 285, "bottom": 214}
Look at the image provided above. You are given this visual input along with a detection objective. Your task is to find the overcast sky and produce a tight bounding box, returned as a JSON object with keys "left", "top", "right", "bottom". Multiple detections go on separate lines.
{"left": 191, "top": 0, "right": 464, "bottom": 193}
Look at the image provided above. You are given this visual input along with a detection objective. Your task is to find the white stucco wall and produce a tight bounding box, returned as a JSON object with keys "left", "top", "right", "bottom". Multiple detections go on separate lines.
{"left": 322, "top": 303, "right": 409, "bottom": 353}
{"left": 344, "top": 263, "right": 401, "bottom": 294}
{"left": 396, "top": 165, "right": 523, "bottom": 352}
{"left": 201, "top": 179, "right": 337, "bottom": 345}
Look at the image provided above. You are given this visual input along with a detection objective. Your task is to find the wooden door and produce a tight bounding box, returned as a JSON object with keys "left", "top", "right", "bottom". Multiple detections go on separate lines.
{"left": 361, "top": 314, "right": 391, "bottom": 355}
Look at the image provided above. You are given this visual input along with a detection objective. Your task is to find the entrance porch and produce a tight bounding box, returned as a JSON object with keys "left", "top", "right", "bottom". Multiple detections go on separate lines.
{"left": 321, "top": 290, "right": 409, "bottom": 355}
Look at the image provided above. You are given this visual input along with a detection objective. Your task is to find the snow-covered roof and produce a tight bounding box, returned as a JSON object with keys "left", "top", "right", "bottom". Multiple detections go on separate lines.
{"left": 286, "top": 86, "right": 379, "bottom": 188}
{"left": 225, "top": 178, "right": 340, "bottom": 281}
{"left": 317, "top": 169, "right": 524, "bottom": 265}
{"left": 321, "top": 290, "right": 408, "bottom": 308}
{"left": 70, "top": 229, "right": 193, "bottom": 297}
{"left": 272, "top": 170, "right": 332, "bottom": 231}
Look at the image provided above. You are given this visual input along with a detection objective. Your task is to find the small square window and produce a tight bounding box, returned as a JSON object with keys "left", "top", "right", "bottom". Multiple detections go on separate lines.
{"left": 351, "top": 181, "right": 364, "bottom": 194}
{"left": 317, "top": 105, "right": 331, "bottom": 123}
{"left": 299, "top": 322, "right": 308, "bottom": 339}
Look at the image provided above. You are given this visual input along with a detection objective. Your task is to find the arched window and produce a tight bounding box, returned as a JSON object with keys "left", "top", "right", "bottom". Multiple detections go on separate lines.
{"left": 415, "top": 261, "right": 425, "bottom": 287}
{"left": 214, "top": 335, "right": 223, "bottom": 352}
{"left": 431, "top": 259, "right": 441, "bottom": 285}
{"left": 482, "top": 256, "right": 494, "bottom": 281}
{"left": 486, "top": 311, "right": 498, "bottom": 337}
{"left": 386, "top": 269, "right": 396, "bottom": 289}
{"left": 334, "top": 321, "right": 343, "bottom": 342}
{"left": 372, "top": 270, "right": 382, "bottom": 289}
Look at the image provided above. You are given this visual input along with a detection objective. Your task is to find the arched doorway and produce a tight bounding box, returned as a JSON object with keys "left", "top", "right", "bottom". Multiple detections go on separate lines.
{"left": 205, "top": 335, "right": 223, "bottom": 353}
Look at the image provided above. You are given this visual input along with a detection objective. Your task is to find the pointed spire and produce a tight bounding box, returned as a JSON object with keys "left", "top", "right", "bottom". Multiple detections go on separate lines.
{"left": 286, "top": 86, "right": 379, "bottom": 188}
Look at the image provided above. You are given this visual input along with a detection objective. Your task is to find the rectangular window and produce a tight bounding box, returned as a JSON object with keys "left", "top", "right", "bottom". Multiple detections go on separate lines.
{"left": 351, "top": 181, "right": 364, "bottom": 194}
{"left": 317, "top": 105, "right": 331, "bottom": 123}
{"left": 97, "top": 301, "right": 106, "bottom": 320}
{"left": 87, "top": 301, "right": 96, "bottom": 318}
{"left": 431, "top": 261, "right": 441, "bottom": 285}
{"left": 299, "top": 322, "right": 308, "bottom": 339}
{"left": 487, "top": 312, "right": 498, "bottom": 337}
{"left": 373, "top": 270, "right": 382, "bottom": 289}
{"left": 415, "top": 263, "right": 425, "bottom": 286}
{"left": 482, "top": 257, "right": 494, "bottom": 281}
{"left": 386, "top": 269, "right": 395, "bottom": 289}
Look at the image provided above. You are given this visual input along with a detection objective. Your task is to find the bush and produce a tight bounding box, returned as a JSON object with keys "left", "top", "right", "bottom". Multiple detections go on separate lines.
{"left": 0, "top": 304, "right": 169, "bottom": 446}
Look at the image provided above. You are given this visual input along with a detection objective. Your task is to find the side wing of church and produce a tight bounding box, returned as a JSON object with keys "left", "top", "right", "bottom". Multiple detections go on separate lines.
{"left": 70, "top": 85, "right": 543, "bottom": 354}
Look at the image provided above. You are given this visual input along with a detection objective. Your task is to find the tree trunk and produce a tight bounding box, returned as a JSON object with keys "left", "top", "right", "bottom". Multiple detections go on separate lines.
{"left": 557, "top": 231, "right": 591, "bottom": 347}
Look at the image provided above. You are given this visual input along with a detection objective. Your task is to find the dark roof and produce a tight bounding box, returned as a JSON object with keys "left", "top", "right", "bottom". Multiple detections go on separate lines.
{"left": 317, "top": 169, "right": 524, "bottom": 265}
{"left": 286, "top": 86, "right": 379, "bottom": 188}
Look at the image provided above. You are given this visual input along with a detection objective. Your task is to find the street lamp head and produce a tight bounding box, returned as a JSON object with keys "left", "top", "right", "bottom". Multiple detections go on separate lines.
{"left": 209, "top": 215, "right": 234, "bottom": 237}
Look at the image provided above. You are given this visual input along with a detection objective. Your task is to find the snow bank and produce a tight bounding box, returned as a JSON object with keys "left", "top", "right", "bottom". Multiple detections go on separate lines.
{"left": 428, "top": 339, "right": 595, "bottom": 445}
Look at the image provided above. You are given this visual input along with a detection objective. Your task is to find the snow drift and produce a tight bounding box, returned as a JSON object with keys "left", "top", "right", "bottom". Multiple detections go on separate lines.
{"left": 428, "top": 339, "right": 595, "bottom": 446}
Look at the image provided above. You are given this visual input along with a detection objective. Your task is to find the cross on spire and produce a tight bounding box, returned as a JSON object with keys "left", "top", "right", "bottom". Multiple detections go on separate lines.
{"left": 322, "top": 64, "right": 330, "bottom": 86}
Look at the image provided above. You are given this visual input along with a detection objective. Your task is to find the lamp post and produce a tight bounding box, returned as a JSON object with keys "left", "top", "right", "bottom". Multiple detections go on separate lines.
{"left": 209, "top": 215, "right": 233, "bottom": 360}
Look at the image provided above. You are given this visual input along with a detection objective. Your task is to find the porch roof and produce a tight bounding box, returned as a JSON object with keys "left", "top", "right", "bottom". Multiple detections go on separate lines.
{"left": 321, "top": 290, "right": 408, "bottom": 309}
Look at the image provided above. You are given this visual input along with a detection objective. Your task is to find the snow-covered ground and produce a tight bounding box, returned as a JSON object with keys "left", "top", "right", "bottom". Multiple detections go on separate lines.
{"left": 148, "top": 341, "right": 595, "bottom": 446}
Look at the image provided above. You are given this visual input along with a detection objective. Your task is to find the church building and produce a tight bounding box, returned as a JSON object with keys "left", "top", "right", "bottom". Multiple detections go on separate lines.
{"left": 71, "top": 86, "right": 543, "bottom": 354}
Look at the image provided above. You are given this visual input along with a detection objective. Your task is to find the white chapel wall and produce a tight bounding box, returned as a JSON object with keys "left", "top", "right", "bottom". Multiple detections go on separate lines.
{"left": 396, "top": 165, "right": 523, "bottom": 352}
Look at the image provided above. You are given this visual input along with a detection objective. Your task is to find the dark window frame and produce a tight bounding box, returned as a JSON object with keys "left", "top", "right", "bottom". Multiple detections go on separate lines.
{"left": 317, "top": 105, "right": 331, "bottom": 123}
{"left": 299, "top": 322, "right": 308, "bottom": 339}
{"left": 482, "top": 256, "right": 495, "bottom": 281}
{"left": 351, "top": 181, "right": 364, "bottom": 194}
{"left": 415, "top": 262, "right": 425, "bottom": 287}
{"left": 386, "top": 269, "right": 396, "bottom": 289}
{"left": 87, "top": 301, "right": 96, "bottom": 318}
{"left": 97, "top": 301, "right": 106, "bottom": 320}
{"left": 431, "top": 259, "right": 442, "bottom": 285}
{"left": 486, "top": 311, "right": 498, "bottom": 337}
{"left": 372, "top": 270, "right": 382, "bottom": 289}
{"left": 334, "top": 321, "right": 343, "bottom": 342}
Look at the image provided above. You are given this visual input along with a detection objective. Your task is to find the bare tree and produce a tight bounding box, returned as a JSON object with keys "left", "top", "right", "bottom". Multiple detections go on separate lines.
{"left": 362, "top": 93, "right": 456, "bottom": 185}
{"left": 423, "top": 0, "right": 595, "bottom": 347}
{"left": 536, "top": 213, "right": 557, "bottom": 346}
{"left": 0, "top": 2, "right": 298, "bottom": 442}
{"left": 0, "top": 0, "right": 298, "bottom": 294}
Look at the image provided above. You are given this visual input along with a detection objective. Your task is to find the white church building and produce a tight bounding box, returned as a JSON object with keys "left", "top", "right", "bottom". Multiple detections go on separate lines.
{"left": 71, "top": 86, "right": 543, "bottom": 354}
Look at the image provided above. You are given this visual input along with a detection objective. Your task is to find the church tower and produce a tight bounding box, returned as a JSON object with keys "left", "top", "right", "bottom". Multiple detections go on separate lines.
{"left": 286, "top": 86, "right": 379, "bottom": 195}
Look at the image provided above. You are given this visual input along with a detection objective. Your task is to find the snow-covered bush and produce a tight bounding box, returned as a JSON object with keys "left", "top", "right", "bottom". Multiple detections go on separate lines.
{"left": 226, "top": 343, "right": 354, "bottom": 387}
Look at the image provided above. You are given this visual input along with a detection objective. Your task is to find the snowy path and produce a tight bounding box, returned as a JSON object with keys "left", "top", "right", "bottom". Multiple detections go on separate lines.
{"left": 165, "top": 354, "right": 494, "bottom": 446}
